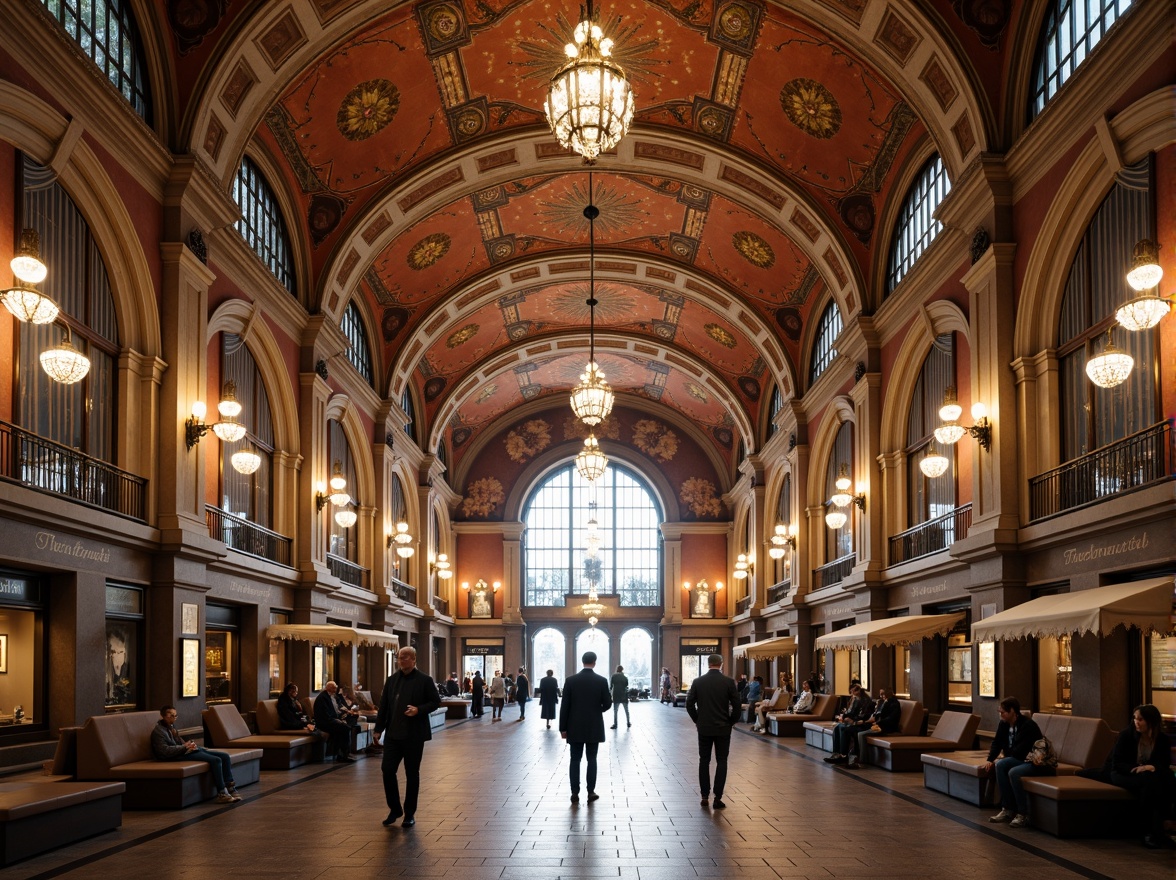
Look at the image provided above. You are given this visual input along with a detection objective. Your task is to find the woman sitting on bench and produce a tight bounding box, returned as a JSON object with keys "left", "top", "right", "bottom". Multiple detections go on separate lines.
{"left": 1108, "top": 704, "right": 1174, "bottom": 849}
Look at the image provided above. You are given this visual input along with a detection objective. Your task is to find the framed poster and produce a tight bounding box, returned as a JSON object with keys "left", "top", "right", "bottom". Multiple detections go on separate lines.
{"left": 469, "top": 583, "right": 492, "bottom": 618}
{"left": 313, "top": 646, "right": 326, "bottom": 691}
{"left": 978, "top": 641, "right": 997, "bottom": 697}
{"left": 691, "top": 584, "right": 715, "bottom": 618}
{"left": 181, "top": 638, "right": 200, "bottom": 697}
{"left": 948, "top": 645, "right": 972, "bottom": 683}
{"left": 181, "top": 603, "right": 198, "bottom": 635}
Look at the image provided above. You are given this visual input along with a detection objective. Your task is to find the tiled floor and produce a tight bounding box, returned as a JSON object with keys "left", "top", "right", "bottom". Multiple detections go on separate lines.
{"left": 8, "top": 702, "right": 1173, "bottom": 879}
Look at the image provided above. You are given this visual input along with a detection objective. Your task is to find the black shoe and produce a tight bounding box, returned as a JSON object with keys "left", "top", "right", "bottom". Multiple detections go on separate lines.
{"left": 627, "top": 723, "right": 631, "bottom": 728}
{"left": 587, "top": 792, "right": 600, "bottom": 802}
{"left": 336, "top": 755, "right": 355, "bottom": 763}
{"left": 402, "top": 817, "right": 415, "bottom": 828}
{"left": 571, "top": 794, "right": 579, "bottom": 804}
{"left": 383, "top": 809, "right": 403, "bottom": 826}
{"left": 610, "top": 724, "right": 617, "bottom": 729}
{"left": 712, "top": 798, "right": 726, "bottom": 809}
{"left": 700, "top": 797, "right": 709, "bottom": 806}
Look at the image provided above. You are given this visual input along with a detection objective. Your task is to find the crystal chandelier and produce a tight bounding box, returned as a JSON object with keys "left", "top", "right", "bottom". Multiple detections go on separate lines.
{"left": 211, "top": 381, "right": 247, "bottom": 443}
{"left": 919, "top": 444, "right": 949, "bottom": 478}
{"left": 334, "top": 506, "right": 357, "bottom": 529}
{"left": 1085, "top": 329, "right": 1133, "bottom": 389}
{"left": 545, "top": 0, "right": 635, "bottom": 164}
{"left": 326, "top": 461, "right": 351, "bottom": 507}
{"left": 581, "top": 506, "right": 605, "bottom": 626}
{"left": 1, "top": 228, "right": 59, "bottom": 325}
{"left": 40, "top": 325, "right": 91, "bottom": 384}
{"left": 569, "top": 181, "right": 615, "bottom": 426}
{"left": 392, "top": 521, "right": 415, "bottom": 558}
{"left": 231, "top": 446, "right": 262, "bottom": 475}
{"left": 829, "top": 464, "right": 853, "bottom": 508}
{"left": 1116, "top": 238, "right": 1169, "bottom": 331}
{"left": 575, "top": 433, "right": 608, "bottom": 482}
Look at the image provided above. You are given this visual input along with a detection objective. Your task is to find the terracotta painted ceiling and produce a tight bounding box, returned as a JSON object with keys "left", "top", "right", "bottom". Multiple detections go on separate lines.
{"left": 155, "top": 0, "right": 1014, "bottom": 481}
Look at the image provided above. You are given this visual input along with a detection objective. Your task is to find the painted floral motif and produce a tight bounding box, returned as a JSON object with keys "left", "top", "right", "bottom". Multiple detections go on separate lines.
{"left": 731, "top": 231, "right": 774, "bottom": 268}
{"left": 564, "top": 415, "right": 621, "bottom": 441}
{"left": 336, "top": 79, "right": 400, "bottom": 141}
{"left": 475, "top": 383, "right": 498, "bottom": 404}
{"left": 780, "top": 78, "right": 842, "bottom": 140}
{"left": 687, "top": 382, "right": 709, "bottom": 402}
{"left": 505, "top": 419, "right": 551, "bottom": 462}
{"left": 680, "top": 477, "right": 723, "bottom": 518}
{"left": 462, "top": 476, "right": 505, "bottom": 518}
{"left": 632, "top": 419, "right": 679, "bottom": 462}
{"left": 446, "top": 324, "right": 479, "bottom": 348}
{"left": 407, "top": 233, "right": 451, "bottom": 270}
{"left": 705, "top": 323, "right": 737, "bottom": 349}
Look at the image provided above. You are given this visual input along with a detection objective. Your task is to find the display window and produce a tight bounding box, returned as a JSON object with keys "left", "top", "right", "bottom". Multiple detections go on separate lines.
{"left": 105, "top": 582, "right": 144, "bottom": 713}
{"left": 205, "top": 603, "right": 239, "bottom": 706}
{"left": 268, "top": 610, "right": 289, "bottom": 697}
{"left": 680, "top": 639, "right": 720, "bottom": 691}
{"left": 463, "top": 638, "right": 505, "bottom": 683}
{"left": 0, "top": 571, "right": 45, "bottom": 736}
{"left": 1035, "top": 634, "right": 1072, "bottom": 715}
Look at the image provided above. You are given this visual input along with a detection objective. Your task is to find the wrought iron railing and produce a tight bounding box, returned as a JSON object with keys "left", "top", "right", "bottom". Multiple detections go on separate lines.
{"left": 735, "top": 596, "right": 752, "bottom": 615}
{"left": 327, "top": 553, "right": 368, "bottom": 589}
{"left": 888, "top": 503, "right": 972, "bottom": 566}
{"left": 432, "top": 595, "right": 450, "bottom": 616}
{"left": 206, "top": 506, "right": 292, "bottom": 566}
{"left": 767, "top": 580, "right": 792, "bottom": 605}
{"left": 813, "top": 553, "right": 855, "bottom": 590}
{"left": 0, "top": 419, "right": 147, "bottom": 520}
{"left": 389, "top": 579, "right": 417, "bottom": 605}
{"left": 1029, "top": 420, "right": 1174, "bottom": 521}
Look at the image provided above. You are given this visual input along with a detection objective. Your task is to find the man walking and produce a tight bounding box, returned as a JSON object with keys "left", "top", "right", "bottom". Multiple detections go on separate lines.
{"left": 374, "top": 646, "right": 440, "bottom": 828}
{"left": 610, "top": 664, "right": 630, "bottom": 729}
{"left": 515, "top": 667, "right": 530, "bottom": 721}
{"left": 686, "top": 653, "right": 741, "bottom": 809}
{"left": 559, "top": 651, "right": 612, "bottom": 804}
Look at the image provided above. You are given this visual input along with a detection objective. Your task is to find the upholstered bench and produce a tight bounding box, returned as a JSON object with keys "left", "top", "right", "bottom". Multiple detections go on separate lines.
{"left": 204, "top": 703, "right": 318, "bottom": 770}
{"left": 1020, "top": 776, "right": 1134, "bottom": 838}
{"left": 803, "top": 719, "right": 839, "bottom": 751}
{"left": 765, "top": 694, "right": 838, "bottom": 736}
{"left": 0, "top": 780, "right": 125, "bottom": 866}
{"left": 76, "top": 711, "right": 261, "bottom": 809}
{"left": 440, "top": 699, "right": 472, "bottom": 719}
{"left": 920, "top": 750, "right": 999, "bottom": 805}
{"left": 865, "top": 710, "right": 980, "bottom": 771}
{"left": 255, "top": 700, "right": 327, "bottom": 764}
{"left": 428, "top": 707, "right": 448, "bottom": 731}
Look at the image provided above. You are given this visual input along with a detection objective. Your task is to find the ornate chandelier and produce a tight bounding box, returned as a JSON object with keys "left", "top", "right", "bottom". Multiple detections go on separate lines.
{"left": 575, "top": 433, "right": 608, "bottom": 482}
{"left": 569, "top": 183, "right": 615, "bottom": 427}
{"left": 231, "top": 447, "right": 262, "bottom": 475}
{"left": 1116, "top": 238, "right": 1169, "bottom": 331}
{"left": 1, "top": 228, "right": 58, "bottom": 325}
{"left": 919, "top": 444, "right": 949, "bottom": 478}
{"left": 40, "top": 325, "right": 91, "bottom": 384}
{"left": 1085, "top": 329, "right": 1133, "bottom": 389}
{"left": 545, "top": 0, "right": 635, "bottom": 164}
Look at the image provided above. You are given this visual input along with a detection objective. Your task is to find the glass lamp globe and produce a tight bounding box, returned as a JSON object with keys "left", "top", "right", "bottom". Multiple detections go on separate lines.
{"left": 334, "top": 508, "right": 357, "bottom": 529}
{"left": 825, "top": 509, "right": 848, "bottom": 530}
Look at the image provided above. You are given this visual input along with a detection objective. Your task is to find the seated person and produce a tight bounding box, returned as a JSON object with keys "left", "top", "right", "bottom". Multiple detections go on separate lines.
{"left": 844, "top": 686, "right": 901, "bottom": 769}
{"left": 981, "top": 695, "right": 1051, "bottom": 826}
{"left": 736, "top": 674, "right": 749, "bottom": 705}
{"left": 151, "top": 705, "right": 240, "bottom": 804}
{"left": 824, "top": 684, "right": 875, "bottom": 762}
{"left": 444, "top": 672, "right": 460, "bottom": 697}
{"left": 333, "top": 685, "right": 362, "bottom": 728}
{"left": 750, "top": 684, "right": 791, "bottom": 733}
{"left": 313, "top": 681, "right": 355, "bottom": 762}
{"left": 1107, "top": 704, "right": 1174, "bottom": 849}
{"left": 743, "top": 676, "right": 762, "bottom": 712}
{"left": 790, "top": 680, "right": 815, "bottom": 714}
{"left": 347, "top": 683, "right": 377, "bottom": 714}
{"left": 277, "top": 682, "right": 316, "bottom": 733}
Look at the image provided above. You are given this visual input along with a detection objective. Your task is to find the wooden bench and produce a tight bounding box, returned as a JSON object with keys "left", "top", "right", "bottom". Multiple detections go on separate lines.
{"left": 76, "top": 711, "right": 261, "bottom": 810}
{"left": 0, "top": 780, "right": 125, "bottom": 866}
{"left": 765, "top": 694, "right": 838, "bottom": 737}
{"left": 864, "top": 710, "right": 980, "bottom": 771}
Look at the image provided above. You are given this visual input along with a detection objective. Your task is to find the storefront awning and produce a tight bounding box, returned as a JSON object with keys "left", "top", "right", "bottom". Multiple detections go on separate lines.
{"left": 733, "top": 636, "right": 797, "bottom": 659}
{"left": 265, "top": 624, "right": 399, "bottom": 649}
{"left": 971, "top": 577, "right": 1175, "bottom": 642}
{"left": 813, "top": 613, "right": 964, "bottom": 651}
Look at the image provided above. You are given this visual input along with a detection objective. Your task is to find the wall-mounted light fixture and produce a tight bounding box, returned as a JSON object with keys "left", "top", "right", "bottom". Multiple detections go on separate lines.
{"left": 1116, "top": 238, "right": 1169, "bottom": 331}
{"left": 825, "top": 463, "right": 865, "bottom": 529}
{"left": 315, "top": 460, "right": 351, "bottom": 511}
{"left": 768, "top": 523, "right": 797, "bottom": 559}
{"left": 932, "top": 386, "right": 991, "bottom": 452}
{"left": 387, "top": 520, "right": 415, "bottom": 558}
{"left": 1, "top": 228, "right": 58, "bottom": 324}
{"left": 187, "top": 381, "right": 247, "bottom": 449}
{"left": 733, "top": 554, "right": 753, "bottom": 580}
{"left": 430, "top": 553, "right": 453, "bottom": 579}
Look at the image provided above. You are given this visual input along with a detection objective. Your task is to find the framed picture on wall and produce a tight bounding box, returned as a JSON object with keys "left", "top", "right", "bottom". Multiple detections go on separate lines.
{"left": 313, "top": 646, "right": 325, "bottom": 691}
{"left": 691, "top": 585, "right": 714, "bottom": 619}
{"left": 978, "top": 641, "right": 997, "bottom": 698}
{"left": 181, "top": 603, "right": 198, "bottom": 636}
{"left": 181, "top": 638, "right": 200, "bottom": 697}
{"left": 947, "top": 645, "right": 972, "bottom": 683}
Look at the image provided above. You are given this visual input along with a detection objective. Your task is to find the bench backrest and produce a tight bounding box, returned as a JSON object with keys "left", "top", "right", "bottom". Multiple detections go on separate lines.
{"left": 255, "top": 700, "right": 283, "bottom": 734}
{"left": 896, "top": 699, "right": 925, "bottom": 735}
{"left": 929, "top": 711, "right": 981, "bottom": 747}
{"left": 809, "top": 693, "right": 838, "bottom": 719}
{"left": 49, "top": 726, "right": 82, "bottom": 777}
{"left": 1035, "top": 714, "right": 1115, "bottom": 768}
{"left": 203, "top": 703, "right": 251, "bottom": 745}
{"left": 77, "top": 711, "right": 160, "bottom": 778}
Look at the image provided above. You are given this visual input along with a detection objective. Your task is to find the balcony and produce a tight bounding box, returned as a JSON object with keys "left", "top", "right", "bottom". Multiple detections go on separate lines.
{"left": 206, "top": 506, "right": 292, "bottom": 566}
{"left": 767, "top": 580, "right": 792, "bottom": 605}
{"left": 0, "top": 419, "right": 147, "bottom": 520}
{"left": 1029, "top": 420, "right": 1174, "bottom": 521}
{"left": 432, "top": 595, "right": 450, "bottom": 616}
{"left": 888, "top": 504, "right": 972, "bottom": 566}
{"left": 735, "top": 595, "right": 752, "bottom": 615}
{"left": 327, "top": 553, "right": 368, "bottom": 589}
{"left": 812, "top": 553, "right": 855, "bottom": 590}
{"left": 389, "top": 579, "right": 417, "bottom": 605}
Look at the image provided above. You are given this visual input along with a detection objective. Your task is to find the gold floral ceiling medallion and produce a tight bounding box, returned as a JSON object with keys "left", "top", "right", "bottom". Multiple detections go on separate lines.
{"left": 780, "top": 78, "right": 842, "bottom": 140}
{"left": 336, "top": 79, "right": 400, "bottom": 141}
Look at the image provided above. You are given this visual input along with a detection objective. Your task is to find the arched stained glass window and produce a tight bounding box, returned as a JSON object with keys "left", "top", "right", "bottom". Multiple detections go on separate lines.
{"left": 886, "top": 155, "right": 950, "bottom": 295}
{"left": 808, "top": 301, "right": 842, "bottom": 386}
{"left": 341, "top": 301, "right": 373, "bottom": 386}
{"left": 233, "top": 157, "right": 296, "bottom": 295}
{"left": 1029, "top": 0, "right": 1133, "bottom": 122}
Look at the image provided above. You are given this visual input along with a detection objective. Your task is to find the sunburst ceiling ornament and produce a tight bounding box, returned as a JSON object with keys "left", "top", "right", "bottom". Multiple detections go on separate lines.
{"left": 544, "top": 0, "right": 635, "bottom": 164}
{"left": 569, "top": 174, "right": 615, "bottom": 427}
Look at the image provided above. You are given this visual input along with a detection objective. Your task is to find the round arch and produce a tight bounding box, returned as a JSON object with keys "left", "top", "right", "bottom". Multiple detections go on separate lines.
{"left": 323, "top": 394, "right": 377, "bottom": 514}
{"left": 807, "top": 396, "right": 856, "bottom": 506}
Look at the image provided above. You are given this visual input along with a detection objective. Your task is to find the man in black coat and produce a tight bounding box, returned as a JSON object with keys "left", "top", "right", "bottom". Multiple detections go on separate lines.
{"left": 558, "top": 650, "right": 612, "bottom": 804}
{"left": 686, "top": 653, "right": 741, "bottom": 809}
{"left": 981, "top": 696, "right": 1049, "bottom": 827}
{"left": 845, "top": 686, "right": 902, "bottom": 769}
{"left": 314, "top": 681, "right": 355, "bottom": 762}
{"left": 374, "top": 646, "right": 440, "bottom": 828}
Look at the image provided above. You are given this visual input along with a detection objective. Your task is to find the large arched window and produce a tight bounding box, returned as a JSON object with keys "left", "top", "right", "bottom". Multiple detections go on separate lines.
{"left": 17, "top": 156, "right": 119, "bottom": 461}
{"left": 220, "top": 334, "right": 274, "bottom": 529}
{"left": 1029, "top": 0, "right": 1133, "bottom": 122}
{"left": 619, "top": 628, "right": 653, "bottom": 693}
{"left": 765, "top": 383, "right": 784, "bottom": 441}
{"left": 327, "top": 419, "right": 358, "bottom": 562}
{"left": 39, "top": 0, "right": 152, "bottom": 123}
{"left": 808, "top": 301, "right": 842, "bottom": 386}
{"left": 906, "top": 335, "right": 957, "bottom": 528}
{"left": 824, "top": 423, "right": 854, "bottom": 563}
{"left": 341, "top": 300, "right": 373, "bottom": 386}
{"left": 233, "top": 157, "right": 296, "bottom": 295}
{"left": 575, "top": 628, "right": 610, "bottom": 670}
{"left": 401, "top": 388, "right": 416, "bottom": 443}
{"left": 1058, "top": 158, "right": 1156, "bottom": 462}
{"left": 523, "top": 463, "right": 662, "bottom": 607}
{"left": 533, "top": 628, "right": 567, "bottom": 686}
{"left": 886, "top": 155, "right": 950, "bottom": 295}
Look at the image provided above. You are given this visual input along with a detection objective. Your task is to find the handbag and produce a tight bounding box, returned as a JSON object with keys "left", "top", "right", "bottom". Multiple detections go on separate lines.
{"left": 1027, "top": 736, "right": 1058, "bottom": 768}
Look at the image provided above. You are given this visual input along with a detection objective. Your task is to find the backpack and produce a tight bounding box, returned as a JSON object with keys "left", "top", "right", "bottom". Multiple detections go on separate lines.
{"left": 1027, "top": 736, "right": 1058, "bottom": 768}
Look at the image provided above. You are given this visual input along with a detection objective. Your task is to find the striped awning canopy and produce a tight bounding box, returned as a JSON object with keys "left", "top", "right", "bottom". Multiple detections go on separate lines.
{"left": 733, "top": 636, "right": 798, "bottom": 659}
{"left": 265, "top": 623, "right": 399, "bottom": 648}
{"left": 814, "top": 614, "right": 964, "bottom": 651}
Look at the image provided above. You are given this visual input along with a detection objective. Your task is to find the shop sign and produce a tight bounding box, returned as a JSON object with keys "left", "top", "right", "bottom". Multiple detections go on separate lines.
{"left": 225, "top": 580, "right": 271, "bottom": 602}
{"left": 35, "top": 530, "right": 110, "bottom": 565}
{"left": 0, "top": 574, "right": 39, "bottom": 605}
{"left": 1028, "top": 529, "right": 1155, "bottom": 580}
{"left": 105, "top": 584, "right": 142, "bottom": 615}
{"left": 809, "top": 601, "right": 855, "bottom": 624}
{"left": 681, "top": 641, "right": 720, "bottom": 655}
{"left": 463, "top": 643, "right": 502, "bottom": 655}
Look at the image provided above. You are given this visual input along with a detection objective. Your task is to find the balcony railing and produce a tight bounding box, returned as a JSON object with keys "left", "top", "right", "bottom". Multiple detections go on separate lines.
{"left": 432, "top": 595, "right": 450, "bottom": 616}
{"left": 888, "top": 504, "right": 972, "bottom": 566}
{"left": 735, "top": 595, "right": 752, "bottom": 615}
{"left": 206, "top": 506, "right": 292, "bottom": 566}
{"left": 0, "top": 419, "right": 147, "bottom": 520}
{"left": 327, "top": 553, "right": 368, "bottom": 589}
{"left": 812, "top": 553, "right": 855, "bottom": 590}
{"left": 389, "top": 579, "right": 417, "bottom": 605}
{"left": 767, "top": 580, "right": 792, "bottom": 605}
{"left": 1029, "top": 420, "right": 1174, "bottom": 521}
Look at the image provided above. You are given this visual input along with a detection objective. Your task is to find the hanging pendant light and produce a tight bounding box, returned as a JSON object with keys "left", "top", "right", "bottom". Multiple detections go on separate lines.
{"left": 545, "top": 0, "right": 635, "bottom": 164}
{"left": 326, "top": 460, "right": 351, "bottom": 507}
{"left": 575, "top": 433, "right": 608, "bottom": 482}
{"left": 2, "top": 228, "right": 59, "bottom": 324}
{"left": 829, "top": 464, "right": 853, "bottom": 508}
{"left": 919, "top": 444, "right": 949, "bottom": 478}
{"left": 824, "top": 509, "right": 848, "bottom": 530}
{"left": 569, "top": 181, "right": 615, "bottom": 426}
{"left": 211, "top": 381, "right": 247, "bottom": 442}
{"left": 40, "top": 325, "right": 91, "bottom": 384}
{"left": 1125, "top": 239, "right": 1163, "bottom": 291}
{"left": 1085, "top": 329, "right": 1133, "bottom": 389}
{"left": 231, "top": 446, "right": 262, "bottom": 475}
{"left": 1117, "top": 239, "right": 1169, "bottom": 331}
{"left": 334, "top": 507, "right": 357, "bottom": 529}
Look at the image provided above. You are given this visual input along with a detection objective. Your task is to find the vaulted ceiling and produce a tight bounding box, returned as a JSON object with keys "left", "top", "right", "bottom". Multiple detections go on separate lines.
{"left": 164, "top": 0, "right": 1016, "bottom": 481}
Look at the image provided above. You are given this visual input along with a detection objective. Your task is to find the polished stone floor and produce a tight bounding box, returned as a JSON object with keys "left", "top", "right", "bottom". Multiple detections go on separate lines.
{"left": 8, "top": 700, "right": 1173, "bottom": 879}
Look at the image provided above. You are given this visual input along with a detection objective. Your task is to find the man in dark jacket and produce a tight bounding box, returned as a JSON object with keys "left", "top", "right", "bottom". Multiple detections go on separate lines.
{"left": 685, "top": 653, "right": 741, "bottom": 809}
{"left": 374, "top": 646, "right": 440, "bottom": 828}
{"left": 151, "top": 705, "right": 239, "bottom": 803}
{"left": 982, "top": 696, "right": 1049, "bottom": 827}
{"left": 845, "top": 686, "right": 901, "bottom": 769}
{"left": 559, "top": 651, "right": 612, "bottom": 803}
{"left": 824, "top": 684, "right": 875, "bottom": 763}
{"left": 314, "top": 681, "right": 355, "bottom": 762}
